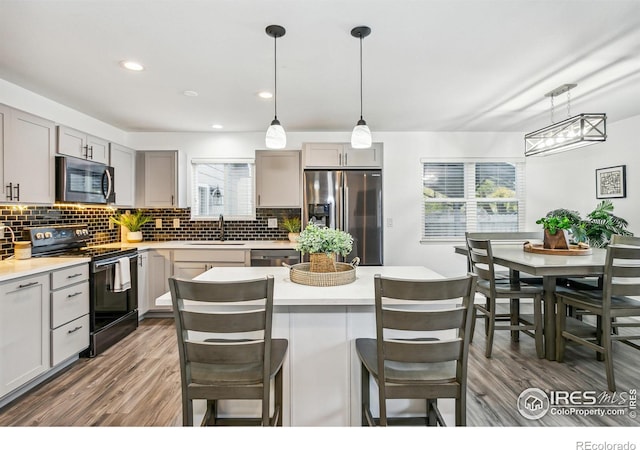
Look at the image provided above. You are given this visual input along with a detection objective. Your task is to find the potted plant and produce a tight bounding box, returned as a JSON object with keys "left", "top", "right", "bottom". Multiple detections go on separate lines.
{"left": 536, "top": 215, "right": 572, "bottom": 249}
{"left": 295, "top": 223, "right": 353, "bottom": 272}
{"left": 281, "top": 216, "right": 301, "bottom": 242}
{"left": 110, "top": 210, "right": 153, "bottom": 243}
{"left": 544, "top": 200, "right": 632, "bottom": 248}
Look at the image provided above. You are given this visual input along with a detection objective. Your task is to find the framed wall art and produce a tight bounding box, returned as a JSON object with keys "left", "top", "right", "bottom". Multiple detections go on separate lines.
{"left": 596, "top": 165, "right": 626, "bottom": 199}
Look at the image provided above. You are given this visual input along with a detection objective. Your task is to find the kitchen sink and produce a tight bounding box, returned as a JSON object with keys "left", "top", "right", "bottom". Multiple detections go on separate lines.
{"left": 185, "top": 242, "right": 245, "bottom": 246}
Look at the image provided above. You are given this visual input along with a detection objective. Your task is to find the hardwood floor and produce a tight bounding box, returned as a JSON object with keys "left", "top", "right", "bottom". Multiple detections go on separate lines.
{"left": 0, "top": 317, "right": 638, "bottom": 427}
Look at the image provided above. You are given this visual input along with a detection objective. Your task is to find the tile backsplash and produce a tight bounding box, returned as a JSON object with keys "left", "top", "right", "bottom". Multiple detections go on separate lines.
{"left": 0, "top": 205, "right": 300, "bottom": 259}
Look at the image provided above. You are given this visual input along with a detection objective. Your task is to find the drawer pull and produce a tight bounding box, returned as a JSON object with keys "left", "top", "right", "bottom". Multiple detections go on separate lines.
{"left": 67, "top": 291, "right": 83, "bottom": 298}
{"left": 18, "top": 281, "right": 39, "bottom": 289}
{"left": 67, "top": 273, "right": 83, "bottom": 279}
{"left": 67, "top": 326, "right": 83, "bottom": 334}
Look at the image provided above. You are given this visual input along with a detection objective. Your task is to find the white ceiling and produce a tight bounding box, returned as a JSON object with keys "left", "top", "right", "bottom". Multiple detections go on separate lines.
{"left": 1, "top": 0, "right": 640, "bottom": 134}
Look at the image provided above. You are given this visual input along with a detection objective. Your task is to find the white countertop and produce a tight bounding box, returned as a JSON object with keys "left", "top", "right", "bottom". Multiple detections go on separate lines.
{"left": 97, "top": 240, "right": 298, "bottom": 251}
{"left": 0, "top": 256, "right": 90, "bottom": 282}
{"left": 156, "top": 265, "right": 444, "bottom": 307}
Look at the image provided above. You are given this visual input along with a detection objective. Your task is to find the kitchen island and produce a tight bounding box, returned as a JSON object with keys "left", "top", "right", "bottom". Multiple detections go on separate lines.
{"left": 156, "top": 265, "right": 453, "bottom": 426}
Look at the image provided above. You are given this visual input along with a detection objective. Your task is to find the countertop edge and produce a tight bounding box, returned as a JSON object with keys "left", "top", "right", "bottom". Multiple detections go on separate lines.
{"left": 0, "top": 257, "right": 91, "bottom": 283}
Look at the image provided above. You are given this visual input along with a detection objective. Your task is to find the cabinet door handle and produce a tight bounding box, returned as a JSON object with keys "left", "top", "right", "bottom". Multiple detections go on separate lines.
{"left": 339, "top": 154, "right": 342, "bottom": 166}
{"left": 18, "top": 281, "right": 39, "bottom": 289}
{"left": 67, "top": 291, "right": 83, "bottom": 298}
{"left": 6, "top": 182, "right": 13, "bottom": 201}
{"left": 67, "top": 273, "right": 83, "bottom": 279}
{"left": 67, "top": 325, "right": 83, "bottom": 334}
{"left": 171, "top": 195, "right": 174, "bottom": 205}
{"left": 257, "top": 194, "right": 261, "bottom": 206}
{"left": 344, "top": 153, "right": 348, "bottom": 166}
{"left": 13, "top": 183, "right": 19, "bottom": 202}
{"left": 83, "top": 144, "right": 89, "bottom": 158}
{"left": 89, "top": 145, "right": 94, "bottom": 159}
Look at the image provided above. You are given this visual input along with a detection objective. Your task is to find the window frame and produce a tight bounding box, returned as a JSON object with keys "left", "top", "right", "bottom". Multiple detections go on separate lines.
{"left": 190, "top": 158, "right": 256, "bottom": 221}
{"left": 420, "top": 157, "right": 526, "bottom": 242}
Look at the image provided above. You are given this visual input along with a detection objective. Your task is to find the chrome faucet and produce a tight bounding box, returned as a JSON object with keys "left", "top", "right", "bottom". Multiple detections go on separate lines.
{"left": 218, "top": 214, "right": 225, "bottom": 241}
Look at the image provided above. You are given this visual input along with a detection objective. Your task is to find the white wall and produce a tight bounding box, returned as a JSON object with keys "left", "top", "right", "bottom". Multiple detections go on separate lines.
{"left": 0, "top": 79, "right": 127, "bottom": 145}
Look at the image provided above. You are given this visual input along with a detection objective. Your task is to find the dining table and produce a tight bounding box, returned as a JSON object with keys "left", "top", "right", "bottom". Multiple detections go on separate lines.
{"left": 454, "top": 244, "right": 607, "bottom": 360}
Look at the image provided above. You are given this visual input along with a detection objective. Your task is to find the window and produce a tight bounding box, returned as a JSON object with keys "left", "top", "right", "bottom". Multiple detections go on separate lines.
{"left": 191, "top": 159, "right": 255, "bottom": 220}
{"left": 422, "top": 159, "right": 525, "bottom": 240}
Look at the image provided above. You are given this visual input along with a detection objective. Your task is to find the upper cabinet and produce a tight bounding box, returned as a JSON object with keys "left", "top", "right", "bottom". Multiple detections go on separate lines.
{"left": 135, "top": 150, "right": 187, "bottom": 208}
{"left": 57, "top": 125, "right": 109, "bottom": 165}
{"left": 255, "top": 150, "right": 301, "bottom": 208}
{"left": 302, "top": 142, "right": 383, "bottom": 168}
{"left": 109, "top": 143, "right": 136, "bottom": 207}
{"left": 0, "top": 104, "right": 56, "bottom": 204}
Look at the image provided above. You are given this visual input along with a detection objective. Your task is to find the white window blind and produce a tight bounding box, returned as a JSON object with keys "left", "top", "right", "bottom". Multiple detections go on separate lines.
{"left": 422, "top": 159, "right": 525, "bottom": 240}
{"left": 191, "top": 159, "right": 255, "bottom": 220}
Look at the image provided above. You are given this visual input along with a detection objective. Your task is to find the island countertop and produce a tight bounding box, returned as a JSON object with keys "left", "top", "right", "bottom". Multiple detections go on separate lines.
{"left": 156, "top": 265, "right": 443, "bottom": 307}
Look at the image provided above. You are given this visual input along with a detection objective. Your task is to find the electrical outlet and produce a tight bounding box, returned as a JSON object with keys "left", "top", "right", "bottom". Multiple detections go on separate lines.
{"left": 173, "top": 218, "right": 180, "bottom": 228}
{"left": 386, "top": 218, "right": 393, "bottom": 228}
{"left": 267, "top": 218, "right": 278, "bottom": 228}
{"left": 155, "top": 218, "right": 163, "bottom": 229}
{"left": 108, "top": 221, "right": 114, "bottom": 230}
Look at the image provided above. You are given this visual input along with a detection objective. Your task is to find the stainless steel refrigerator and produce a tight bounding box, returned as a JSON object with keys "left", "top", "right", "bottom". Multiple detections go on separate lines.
{"left": 303, "top": 170, "right": 383, "bottom": 265}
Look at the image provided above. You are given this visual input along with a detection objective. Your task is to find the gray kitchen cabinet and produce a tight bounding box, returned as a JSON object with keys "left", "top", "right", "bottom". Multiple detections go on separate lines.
{"left": 0, "top": 104, "right": 56, "bottom": 204}
{"left": 57, "top": 125, "right": 109, "bottom": 165}
{"left": 109, "top": 142, "right": 136, "bottom": 207}
{"left": 147, "top": 249, "right": 172, "bottom": 312}
{"left": 255, "top": 150, "right": 301, "bottom": 208}
{"left": 173, "top": 249, "right": 249, "bottom": 278}
{"left": 302, "top": 142, "right": 383, "bottom": 168}
{"left": 137, "top": 250, "right": 149, "bottom": 319}
{"left": 50, "top": 264, "right": 90, "bottom": 366}
{"left": 0, "top": 273, "right": 50, "bottom": 398}
{"left": 136, "top": 150, "right": 187, "bottom": 208}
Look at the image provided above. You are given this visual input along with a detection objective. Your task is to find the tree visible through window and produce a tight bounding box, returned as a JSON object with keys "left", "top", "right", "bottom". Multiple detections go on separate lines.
{"left": 422, "top": 160, "right": 524, "bottom": 239}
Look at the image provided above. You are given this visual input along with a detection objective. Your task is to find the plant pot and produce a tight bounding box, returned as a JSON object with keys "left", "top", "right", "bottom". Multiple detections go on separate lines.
{"left": 309, "top": 252, "right": 337, "bottom": 273}
{"left": 543, "top": 229, "right": 570, "bottom": 249}
{"left": 127, "top": 231, "right": 143, "bottom": 243}
{"left": 288, "top": 232, "right": 300, "bottom": 243}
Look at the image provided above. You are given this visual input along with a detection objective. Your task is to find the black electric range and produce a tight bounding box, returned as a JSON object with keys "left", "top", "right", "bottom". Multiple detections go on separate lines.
{"left": 25, "top": 224, "right": 139, "bottom": 357}
{"left": 24, "top": 224, "right": 137, "bottom": 261}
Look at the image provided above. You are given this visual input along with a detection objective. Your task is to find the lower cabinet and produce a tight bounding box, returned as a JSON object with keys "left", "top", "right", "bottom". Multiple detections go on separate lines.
{"left": 0, "top": 273, "right": 50, "bottom": 398}
{"left": 147, "top": 250, "right": 172, "bottom": 312}
{"left": 173, "top": 249, "right": 249, "bottom": 279}
{"left": 50, "top": 264, "right": 90, "bottom": 366}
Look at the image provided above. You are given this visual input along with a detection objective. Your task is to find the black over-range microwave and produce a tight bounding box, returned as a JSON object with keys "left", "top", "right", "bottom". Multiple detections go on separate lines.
{"left": 55, "top": 155, "right": 116, "bottom": 204}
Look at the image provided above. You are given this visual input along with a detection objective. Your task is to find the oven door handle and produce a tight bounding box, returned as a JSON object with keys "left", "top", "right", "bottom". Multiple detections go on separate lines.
{"left": 93, "top": 254, "right": 138, "bottom": 270}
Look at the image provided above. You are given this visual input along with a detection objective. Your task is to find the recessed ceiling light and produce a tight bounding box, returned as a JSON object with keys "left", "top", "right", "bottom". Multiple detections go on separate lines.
{"left": 258, "top": 91, "right": 273, "bottom": 99}
{"left": 211, "top": 124, "right": 223, "bottom": 129}
{"left": 120, "top": 60, "right": 144, "bottom": 71}
{"left": 183, "top": 90, "right": 198, "bottom": 97}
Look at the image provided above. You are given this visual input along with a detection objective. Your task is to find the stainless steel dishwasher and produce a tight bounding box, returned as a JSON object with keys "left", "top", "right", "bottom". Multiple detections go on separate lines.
{"left": 250, "top": 249, "right": 300, "bottom": 267}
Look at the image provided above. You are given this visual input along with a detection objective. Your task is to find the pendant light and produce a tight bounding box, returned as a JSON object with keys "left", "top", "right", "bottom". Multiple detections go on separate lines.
{"left": 350, "top": 26, "right": 372, "bottom": 149}
{"left": 265, "top": 25, "right": 286, "bottom": 149}
{"left": 525, "top": 83, "right": 606, "bottom": 157}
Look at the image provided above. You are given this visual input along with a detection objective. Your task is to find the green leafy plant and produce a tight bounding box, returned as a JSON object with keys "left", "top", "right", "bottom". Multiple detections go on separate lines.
{"left": 281, "top": 216, "right": 301, "bottom": 233}
{"left": 536, "top": 216, "right": 573, "bottom": 234}
{"left": 543, "top": 200, "right": 632, "bottom": 248}
{"left": 109, "top": 210, "right": 153, "bottom": 232}
{"left": 295, "top": 223, "right": 353, "bottom": 256}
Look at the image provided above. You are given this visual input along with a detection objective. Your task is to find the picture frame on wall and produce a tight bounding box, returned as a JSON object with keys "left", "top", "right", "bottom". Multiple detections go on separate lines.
{"left": 596, "top": 165, "right": 626, "bottom": 199}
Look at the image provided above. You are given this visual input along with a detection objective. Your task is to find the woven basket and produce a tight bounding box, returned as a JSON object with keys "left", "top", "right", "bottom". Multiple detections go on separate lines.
{"left": 309, "top": 252, "right": 336, "bottom": 272}
{"left": 284, "top": 258, "right": 360, "bottom": 287}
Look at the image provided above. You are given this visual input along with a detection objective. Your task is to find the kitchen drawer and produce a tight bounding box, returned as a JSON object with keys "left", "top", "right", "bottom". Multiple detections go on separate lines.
{"left": 51, "top": 314, "right": 89, "bottom": 366}
{"left": 51, "top": 281, "right": 89, "bottom": 329}
{"left": 173, "top": 249, "right": 248, "bottom": 263}
{"left": 51, "top": 264, "right": 89, "bottom": 290}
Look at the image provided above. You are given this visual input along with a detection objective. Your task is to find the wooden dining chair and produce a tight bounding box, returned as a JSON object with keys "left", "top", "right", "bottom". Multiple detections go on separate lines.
{"left": 465, "top": 234, "right": 544, "bottom": 358}
{"left": 556, "top": 244, "right": 640, "bottom": 392}
{"left": 356, "top": 273, "right": 477, "bottom": 426}
{"left": 169, "top": 275, "right": 288, "bottom": 426}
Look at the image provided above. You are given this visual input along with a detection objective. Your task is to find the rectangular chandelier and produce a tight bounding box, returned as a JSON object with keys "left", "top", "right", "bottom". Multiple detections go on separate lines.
{"left": 524, "top": 113, "right": 607, "bottom": 157}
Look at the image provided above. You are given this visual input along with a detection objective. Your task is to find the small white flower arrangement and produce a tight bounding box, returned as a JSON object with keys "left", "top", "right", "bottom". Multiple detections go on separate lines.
{"left": 295, "top": 223, "right": 353, "bottom": 256}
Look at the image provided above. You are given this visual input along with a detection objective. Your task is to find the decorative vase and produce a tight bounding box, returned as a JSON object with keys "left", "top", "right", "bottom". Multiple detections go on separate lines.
{"left": 309, "top": 252, "right": 337, "bottom": 273}
{"left": 543, "top": 229, "right": 570, "bottom": 249}
{"left": 288, "top": 232, "right": 300, "bottom": 243}
{"left": 127, "top": 231, "right": 143, "bottom": 243}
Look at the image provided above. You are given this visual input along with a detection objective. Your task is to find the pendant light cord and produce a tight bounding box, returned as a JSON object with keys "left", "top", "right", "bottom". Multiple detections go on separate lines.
{"left": 359, "top": 35, "right": 363, "bottom": 120}
{"left": 273, "top": 36, "right": 278, "bottom": 120}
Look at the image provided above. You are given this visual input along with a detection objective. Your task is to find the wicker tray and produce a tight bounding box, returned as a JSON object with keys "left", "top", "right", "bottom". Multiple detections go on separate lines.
{"left": 284, "top": 257, "right": 360, "bottom": 287}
